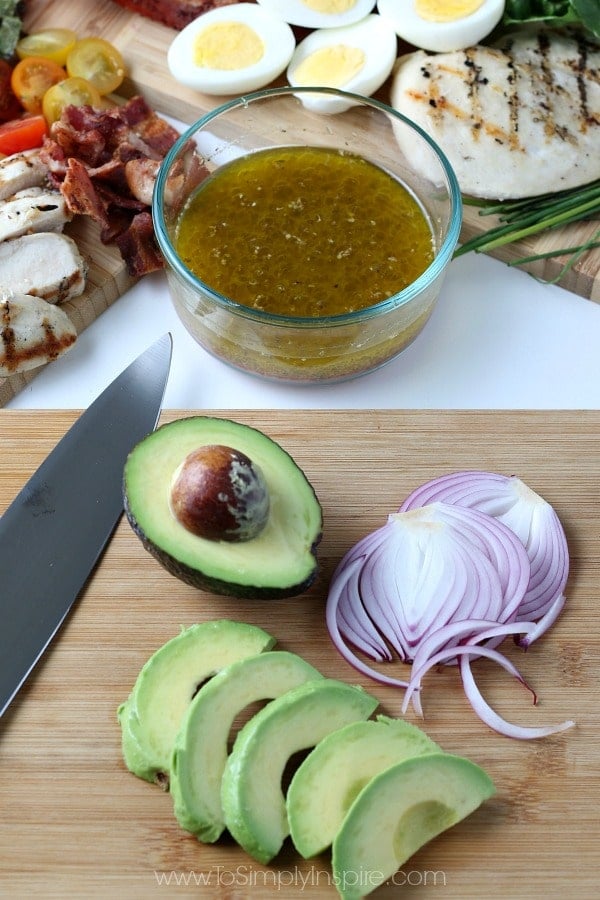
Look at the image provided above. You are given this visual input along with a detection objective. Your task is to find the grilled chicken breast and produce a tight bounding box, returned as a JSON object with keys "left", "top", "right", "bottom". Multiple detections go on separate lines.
{"left": 0, "top": 232, "right": 87, "bottom": 304}
{"left": 0, "top": 149, "right": 48, "bottom": 202}
{"left": 390, "top": 27, "right": 600, "bottom": 199}
{"left": 0, "top": 187, "right": 72, "bottom": 242}
{"left": 0, "top": 292, "right": 77, "bottom": 375}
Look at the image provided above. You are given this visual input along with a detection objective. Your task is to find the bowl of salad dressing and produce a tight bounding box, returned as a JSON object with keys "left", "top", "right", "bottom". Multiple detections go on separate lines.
{"left": 153, "top": 86, "right": 462, "bottom": 383}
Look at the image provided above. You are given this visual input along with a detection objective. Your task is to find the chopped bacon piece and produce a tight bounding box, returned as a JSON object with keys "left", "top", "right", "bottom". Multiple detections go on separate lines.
{"left": 114, "top": 211, "right": 164, "bottom": 277}
{"left": 62, "top": 158, "right": 109, "bottom": 227}
{"left": 41, "top": 96, "right": 180, "bottom": 277}
{"left": 110, "top": 0, "right": 239, "bottom": 30}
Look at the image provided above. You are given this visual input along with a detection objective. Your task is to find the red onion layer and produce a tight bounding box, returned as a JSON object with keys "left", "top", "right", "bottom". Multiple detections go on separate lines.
{"left": 326, "top": 473, "right": 574, "bottom": 740}
{"left": 399, "top": 471, "right": 569, "bottom": 647}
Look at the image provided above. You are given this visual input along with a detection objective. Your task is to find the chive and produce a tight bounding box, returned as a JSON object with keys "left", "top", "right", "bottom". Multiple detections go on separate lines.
{"left": 507, "top": 227, "right": 600, "bottom": 285}
{"left": 455, "top": 178, "right": 600, "bottom": 268}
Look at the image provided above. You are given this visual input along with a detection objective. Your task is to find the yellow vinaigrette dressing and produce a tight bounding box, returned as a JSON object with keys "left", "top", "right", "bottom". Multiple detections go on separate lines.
{"left": 175, "top": 146, "right": 434, "bottom": 318}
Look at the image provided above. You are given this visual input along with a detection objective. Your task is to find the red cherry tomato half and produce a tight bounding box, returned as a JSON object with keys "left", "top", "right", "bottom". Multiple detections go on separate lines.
{"left": 0, "top": 115, "right": 49, "bottom": 156}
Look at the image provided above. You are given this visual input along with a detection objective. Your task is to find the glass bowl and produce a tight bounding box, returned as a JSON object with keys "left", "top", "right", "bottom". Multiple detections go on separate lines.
{"left": 153, "top": 86, "right": 462, "bottom": 384}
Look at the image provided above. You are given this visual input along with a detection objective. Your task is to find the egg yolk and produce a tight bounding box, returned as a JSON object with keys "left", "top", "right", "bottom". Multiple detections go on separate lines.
{"left": 302, "top": 0, "right": 358, "bottom": 12}
{"left": 294, "top": 44, "right": 365, "bottom": 87}
{"left": 193, "top": 22, "right": 264, "bottom": 70}
{"left": 415, "top": 0, "right": 484, "bottom": 22}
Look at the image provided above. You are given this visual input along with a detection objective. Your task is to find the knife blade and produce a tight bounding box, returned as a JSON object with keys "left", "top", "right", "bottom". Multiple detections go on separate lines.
{"left": 0, "top": 333, "right": 172, "bottom": 717}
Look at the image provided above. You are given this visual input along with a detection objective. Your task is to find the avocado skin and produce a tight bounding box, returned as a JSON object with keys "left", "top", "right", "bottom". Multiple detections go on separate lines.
{"left": 124, "top": 490, "right": 321, "bottom": 599}
{"left": 122, "top": 416, "right": 323, "bottom": 600}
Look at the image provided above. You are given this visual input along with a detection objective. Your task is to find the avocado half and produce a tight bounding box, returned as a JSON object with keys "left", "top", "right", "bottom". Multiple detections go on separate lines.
{"left": 123, "top": 417, "right": 323, "bottom": 599}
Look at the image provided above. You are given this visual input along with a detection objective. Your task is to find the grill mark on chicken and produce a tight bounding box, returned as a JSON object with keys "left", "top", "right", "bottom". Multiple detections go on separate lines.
{"left": 0, "top": 300, "right": 64, "bottom": 372}
{"left": 535, "top": 30, "right": 560, "bottom": 140}
{"left": 504, "top": 57, "right": 520, "bottom": 147}
{"left": 571, "top": 30, "right": 600, "bottom": 132}
{"left": 0, "top": 294, "right": 77, "bottom": 374}
{"left": 0, "top": 301, "right": 16, "bottom": 370}
{"left": 463, "top": 49, "right": 485, "bottom": 142}
{"left": 575, "top": 33, "right": 591, "bottom": 129}
{"left": 409, "top": 53, "right": 523, "bottom": 150}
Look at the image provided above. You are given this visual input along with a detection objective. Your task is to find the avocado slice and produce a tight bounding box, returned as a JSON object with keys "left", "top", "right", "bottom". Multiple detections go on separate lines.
{"left": 220, "top": 679, "right": 378, "bottom": 864}
{"left": 123, "top": 416, "right": 322, "bottom": 599}
{"left": 117, "top": 620, "right": 275, "bottom": 785}
{"left": 170, "top": 651, "right": 323, "bottom": 842}
{"left": 287, "top": 715, "right": 441, "bottom": 858}
{"left": 332, "top": 753, "right": 495, "bottom": 900}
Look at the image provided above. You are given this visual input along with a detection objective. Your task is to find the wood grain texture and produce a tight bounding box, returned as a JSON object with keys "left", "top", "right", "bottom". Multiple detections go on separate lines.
{"left": 1, "top": 409, "right": 598, "bottom": 898}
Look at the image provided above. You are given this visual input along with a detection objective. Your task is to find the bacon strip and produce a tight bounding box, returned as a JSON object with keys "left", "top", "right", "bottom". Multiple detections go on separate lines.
{"left": 40, "top": 96, "right": 180, "bottom": 277}
{"left": 110, "top": 0, "right": 239, "bottom": 30}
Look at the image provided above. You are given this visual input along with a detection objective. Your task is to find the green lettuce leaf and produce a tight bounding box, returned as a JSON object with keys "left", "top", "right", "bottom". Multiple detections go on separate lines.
{"left": 502, "top": 0, "right": 600, "bottom": 35}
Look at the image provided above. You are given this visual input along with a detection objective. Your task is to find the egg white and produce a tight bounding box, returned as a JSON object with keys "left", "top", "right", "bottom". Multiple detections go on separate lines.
{"left": 257, "top": 0, "right": 376, "bottom": 30}
{"left": 167, "top": 3, "right": 296, "bottom": 95}
{"left": 287, "top": 14, "right": 397, "bottom": 114}
{"left": 377, "top": 0, "right": 505, "bottom": 52}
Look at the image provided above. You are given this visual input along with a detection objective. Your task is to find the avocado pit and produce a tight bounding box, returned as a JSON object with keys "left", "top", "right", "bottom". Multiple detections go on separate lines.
{"left": 170, "top": 444, "right": 270, "bottom": 542}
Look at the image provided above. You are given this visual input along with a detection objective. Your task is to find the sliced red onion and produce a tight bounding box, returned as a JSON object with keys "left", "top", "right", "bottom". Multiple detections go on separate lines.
{"left": 399, "top": 471, "right": 569, "bottom": 645}
{"left": 326, "top": 479, "right": 574, "bottom": 740}
{"left": 406, "top": 642, "right": 536, "bottom": 719}
{"left": 403, "top": 619, "right": 540, "bottom": 717}
{"left": 460, "top": 655, "right": 575, "bottom": 740}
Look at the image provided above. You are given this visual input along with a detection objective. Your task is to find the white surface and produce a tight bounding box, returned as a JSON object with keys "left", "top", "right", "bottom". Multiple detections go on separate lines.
{"left": 7, "top": 249, "right": 600, "bottom": 410}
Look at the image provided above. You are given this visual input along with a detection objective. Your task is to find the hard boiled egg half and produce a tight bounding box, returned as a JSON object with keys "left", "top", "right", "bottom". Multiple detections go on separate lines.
{"left": 377, "top": 0, "right": 505, "bottom": 52}
{"left": 257, "top": 0, "right": 376, "bottom": 29}
{"left": 287, "top": 15, "right": 397, "bottom": 114}
{"left": 167, "top": 3, "right": 296, "bottom": 95}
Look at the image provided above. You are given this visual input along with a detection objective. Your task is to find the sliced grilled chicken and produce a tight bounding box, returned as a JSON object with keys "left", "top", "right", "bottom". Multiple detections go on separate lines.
{"left": 0, "top": 188, "right": 72, "bottom": 243}
{"left": 0, "top": 232, "right": 87, "bottom": 304}
{"left": 390, "top": 27, "right": 600, "bottom": 199}
{"left": 0, "top": 149, "right": 49, "bottom": 202}
{"left": 0, "top": 292, "right": 77, "bottom": 375}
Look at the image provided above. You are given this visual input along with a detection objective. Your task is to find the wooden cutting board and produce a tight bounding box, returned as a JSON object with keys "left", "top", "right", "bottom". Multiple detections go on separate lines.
{"left": 0, "top": 409, "right": 598, "bottom": 898}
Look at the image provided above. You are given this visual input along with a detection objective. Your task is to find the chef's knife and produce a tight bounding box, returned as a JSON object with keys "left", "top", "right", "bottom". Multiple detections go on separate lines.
{"left": 0, "top": 333, "right": 172, "bottom": 717}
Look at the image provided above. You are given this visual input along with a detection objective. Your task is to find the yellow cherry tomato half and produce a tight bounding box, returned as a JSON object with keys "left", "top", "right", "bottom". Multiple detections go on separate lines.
{"left": 11, "top": 56, "right": 67, "bottom": 115}
{"left": 66, "top": 37, "right": 126, "bottom": 96}
{"left": 42, "top": 76, "right": 102, "bottom": 125}
{"left": 16, "top": 29, "right": 78, "bottom": 66}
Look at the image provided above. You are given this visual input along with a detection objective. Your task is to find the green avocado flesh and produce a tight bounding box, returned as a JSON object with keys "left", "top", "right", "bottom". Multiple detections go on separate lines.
{"left": 117, "top": 621, "right": 275, "bottom": 785}
{"left": 123, "top": 416, "right": 323, "bottom": 599}
{"left": 220, "top": 679, "right": 379, "bottom": 865}
{"left": 287, "top": 715, "right": 441, "bottom": 859}
{"left": 170, "top": 651, "right": 323, "bottom": 842}
{"left": 332, "top": 753, "right": 496, "bottom": 900}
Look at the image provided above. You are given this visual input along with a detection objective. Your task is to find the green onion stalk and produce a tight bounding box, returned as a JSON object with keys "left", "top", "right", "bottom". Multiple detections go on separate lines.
{"left": 454, "top": 179, "right": 600, "bottom": 285}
